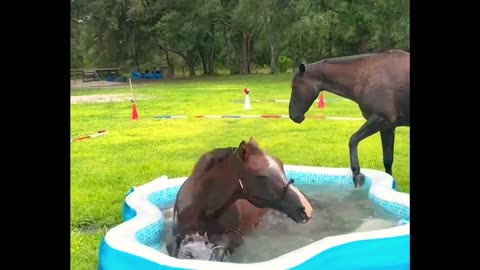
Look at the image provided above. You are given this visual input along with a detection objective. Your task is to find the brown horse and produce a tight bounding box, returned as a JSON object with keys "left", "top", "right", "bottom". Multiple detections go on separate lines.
{"left": 166, "top": 138, "right": 313, "bottom": 261}
{"left": 289, "top": 49, "right": 410, "bottom": 189}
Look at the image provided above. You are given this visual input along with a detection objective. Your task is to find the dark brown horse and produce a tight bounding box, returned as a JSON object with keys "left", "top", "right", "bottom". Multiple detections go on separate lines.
{"left": 166, "top": 138, "right": 313, "bottom": 261}
{"left": 289, "top": 49, "right": 410, "bottom": 189}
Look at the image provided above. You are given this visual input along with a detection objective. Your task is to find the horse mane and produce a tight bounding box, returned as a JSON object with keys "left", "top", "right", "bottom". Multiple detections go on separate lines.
{"left": 192, "top": 147, "right": 238, "bottom": 173}
{"left": 309, "top": 53, "right": 378, "bottom": 66}
{"left": 307, "top": 49, "right": 407, "bottom": 67}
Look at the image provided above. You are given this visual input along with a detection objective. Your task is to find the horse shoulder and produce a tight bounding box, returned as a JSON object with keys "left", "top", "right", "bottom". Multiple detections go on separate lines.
{"left": 210, "top": 199, "right": 263, "bottom": 236}
{"left": 174, "top": 179, "right": 196, "bottom": 217}
{"left": 235, "top": 199, "right": 268, "bottom": 233}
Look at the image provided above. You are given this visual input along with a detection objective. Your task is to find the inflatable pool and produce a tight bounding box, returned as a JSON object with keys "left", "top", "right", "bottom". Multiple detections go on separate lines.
{"left": 98, "top": 165, "right": 410, "bottom": 270}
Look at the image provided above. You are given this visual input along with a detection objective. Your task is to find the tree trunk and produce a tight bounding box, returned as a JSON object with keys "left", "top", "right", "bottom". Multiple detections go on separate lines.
{"left": 164, "top": 50, "right": 174, "bottom": 75}
{"left": 198, "top": 45, "right": 207, "bottom": 75}
{"left": 187, "top": 59, "right": 196, "bottom": 76}
{"left": 207, "top": 23, "right": 215, "bottom": 74}
{"left": 229, "top": 31, "right": 241, "bottom": 75}
{"left": 240, "top": 32, "right": 249, "bottom": 74}
{"left": 299, "top": 34, "right": 306, "bottom": 64}
{"left": 247, "top": 35, "right": 254, "bottom": 74}
{"left": 132, "top": 28, "right": 139, "bottom": 67}
{"left": 328, "top": 21, "right": 335, "bottom": 57}
{"left": 133, "top": 44, "right": 139, "bottom": 67}
{"left": 268, "top": 12, "right": 280, "bottom": 74}
{"left": 186, "top": 50, "right": 196, "bottom": 76}
{"left": 159, "top": 46, "right": 175, "bottom": 76}
{"left": 380, "top": 10, "right": 394, "bottom": 51}
{"left": 270, "top": 37, "right": 279, "bottom": 74}
{"left": 167, "top": 48, "right": 195, "bottom": 76}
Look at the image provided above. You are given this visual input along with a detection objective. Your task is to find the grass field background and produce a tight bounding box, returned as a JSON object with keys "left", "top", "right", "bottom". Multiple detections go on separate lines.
{"left": 71, "top": 72, "right": 410, "bottom": 270}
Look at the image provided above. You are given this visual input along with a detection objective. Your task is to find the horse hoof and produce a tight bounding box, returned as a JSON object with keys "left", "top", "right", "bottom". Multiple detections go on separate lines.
{"left": 209, "top": 246, "right": 231, "bottom": 262}
{"left": 392, "top": 179, "right": 397, "bottom": 190}
{"left": 353, "top": 173, "right": 365, "bottom": 189}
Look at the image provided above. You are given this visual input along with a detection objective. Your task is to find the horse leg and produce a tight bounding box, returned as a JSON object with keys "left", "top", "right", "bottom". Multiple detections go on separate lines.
{"left": 208, "top": 233, "right": 233, "bottom": 262}
{"left": 166, "top": 222, "right": 183, "bottom": 257}
{"left": 349, "top": 114, "right": 387, "bottom": 189}
{"left": 380, "top": 128, "right": 395, "bottom": 175}
{"left": 210, "top": 245, "right": 232, "bottom": 262}
{"left": 166, "top": 235, "right": 182, "bottom": 257}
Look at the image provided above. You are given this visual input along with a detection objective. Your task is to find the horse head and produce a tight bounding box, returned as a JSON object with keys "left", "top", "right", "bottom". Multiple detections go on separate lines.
{"left": 236, "top": 138, "right": 313, "bottom": 223}
{"left": 289, "top": 64, "right": 321, "bottom": 123}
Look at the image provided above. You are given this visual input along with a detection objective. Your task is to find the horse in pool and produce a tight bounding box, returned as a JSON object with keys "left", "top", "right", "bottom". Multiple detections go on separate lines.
{"left": 289, "top": 49, "right": 410, "bottom": 189}
{"left": 166, "top": 138, "right": 313, "bottom": 261}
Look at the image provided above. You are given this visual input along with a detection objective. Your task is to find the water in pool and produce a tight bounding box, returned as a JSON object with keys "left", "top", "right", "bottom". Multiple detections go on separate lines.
{"left": 158, "top": 184, "right": 399, "bottom": 263}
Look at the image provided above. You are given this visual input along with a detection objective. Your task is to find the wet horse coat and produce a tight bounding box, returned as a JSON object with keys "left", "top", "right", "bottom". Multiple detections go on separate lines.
{"left": 289, "top": 50, "right": 410, "bottom": 188}
{"left": 167, "top": 138, "right": 313, "bottom": 261}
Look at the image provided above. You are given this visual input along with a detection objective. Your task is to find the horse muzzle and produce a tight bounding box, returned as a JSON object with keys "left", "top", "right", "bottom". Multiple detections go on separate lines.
{"left": 286, "top": 206, "right": 311, "bottom": 224}
{"left": 289, "top": 114, "right": 305, "bottom": 124}
{"left": 300, "top": 209, "right": 311, "bottom": 223}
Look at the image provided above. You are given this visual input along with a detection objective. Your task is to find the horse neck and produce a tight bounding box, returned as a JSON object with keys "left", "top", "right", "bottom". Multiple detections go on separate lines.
{"left": 307, "top": 62, "right": 359, "bottom": 101}
{"left": 196, "top": 157, "right": 243, "bottom": 218}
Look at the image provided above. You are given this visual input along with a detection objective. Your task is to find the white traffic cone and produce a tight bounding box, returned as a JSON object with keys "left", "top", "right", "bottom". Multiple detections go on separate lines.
{"left": 244, "top": 88, "right": 251, "bottom": 110}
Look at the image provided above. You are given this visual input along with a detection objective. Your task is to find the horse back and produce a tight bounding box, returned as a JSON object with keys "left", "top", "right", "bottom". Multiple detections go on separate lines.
{"left": 379, "top": 50, "right": 409, "bottom": 80}
{"left": 353, "top": 51, "right": 409, "bottom": 124}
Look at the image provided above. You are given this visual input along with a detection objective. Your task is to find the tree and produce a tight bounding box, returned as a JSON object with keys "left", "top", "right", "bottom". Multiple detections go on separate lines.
{"left": 71, "top": 0, "right": 410, "bottom": 72}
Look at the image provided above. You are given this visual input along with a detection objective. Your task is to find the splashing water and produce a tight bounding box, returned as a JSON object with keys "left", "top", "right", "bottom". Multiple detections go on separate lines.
{"left": 158, "top": 184, "right": 399, "bottom": 263}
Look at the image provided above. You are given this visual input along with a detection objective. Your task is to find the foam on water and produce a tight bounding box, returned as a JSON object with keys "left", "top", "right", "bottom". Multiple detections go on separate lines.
{"left": 157, "top": 184, "right": 399, "bottom": 263}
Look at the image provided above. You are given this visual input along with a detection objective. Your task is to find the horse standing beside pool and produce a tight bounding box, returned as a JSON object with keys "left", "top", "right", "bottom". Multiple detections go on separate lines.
{"left": 288, "top": 49, "right": 410, "bottom": 189}
{"left": 166, "top": 138, "right": 313, "bottom": 261}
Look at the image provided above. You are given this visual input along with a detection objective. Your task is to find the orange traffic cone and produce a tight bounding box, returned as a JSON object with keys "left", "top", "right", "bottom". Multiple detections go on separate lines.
{"left": 318, "top": 92, "right": 325, "bottom": 109}
{"left": 132, "top": 101, "right": 139, "bottom": 120}
{"left": 129, "top": 78, "right": 139, "bottom": 120}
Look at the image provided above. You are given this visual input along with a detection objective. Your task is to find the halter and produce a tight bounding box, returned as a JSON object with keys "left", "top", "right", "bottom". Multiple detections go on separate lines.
{"left": 282, "top": 179, "right": 294, "bottom": 199}
{"left": 283, "top": 179, "right": 295, "bottom": 192}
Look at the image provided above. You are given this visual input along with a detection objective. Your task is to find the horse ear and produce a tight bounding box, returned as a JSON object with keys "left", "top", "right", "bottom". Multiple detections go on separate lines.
{"left": 248, "top": 137, "right": 259, "bottom": 147}
{"left": 238, "top": 140, "right": 248, "bottom": 160}
{"left": 299, "top": 64, "right": 305, "bottom": 75}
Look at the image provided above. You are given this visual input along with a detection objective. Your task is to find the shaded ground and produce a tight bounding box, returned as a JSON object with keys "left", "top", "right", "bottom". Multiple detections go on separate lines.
{"left": 70, "top": 94, "right": 136, "bottom": 104}
{"left": 70, "top": 80, "right": 128, "bottom": 89}
{"left": 70, "top": 79, "right": 162, "bottom": 90}
{"left": 70, "top": 80, "right": 156, "bottom": 104}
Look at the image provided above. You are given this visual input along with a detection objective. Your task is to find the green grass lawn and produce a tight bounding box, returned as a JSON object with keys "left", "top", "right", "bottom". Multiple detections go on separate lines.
{"left": 71, "top": 72, "right": 410, "bottom": 270}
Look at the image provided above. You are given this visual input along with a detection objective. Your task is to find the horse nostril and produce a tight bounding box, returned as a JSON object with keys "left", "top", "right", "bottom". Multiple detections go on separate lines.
{"left": 290, "top": 115, "right": 298, "bottom": 122}
{"left": 299, "top": 206, "right": 310, "bottom": 221}
{"left": 289, "top": 114, "right": 305, "bottom": 124}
